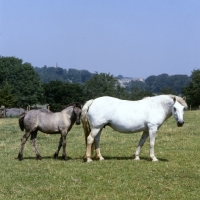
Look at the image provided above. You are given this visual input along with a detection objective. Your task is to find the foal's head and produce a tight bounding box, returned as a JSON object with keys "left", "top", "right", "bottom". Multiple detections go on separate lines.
{"left": 72, "top": 103, "right": 82, "bottom": 125}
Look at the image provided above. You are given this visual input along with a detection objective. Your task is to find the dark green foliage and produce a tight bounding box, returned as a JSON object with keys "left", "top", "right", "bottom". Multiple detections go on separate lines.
{"left": 183, "top": 69, "right": 200, "bottom": 107}
{"left": 83, "top": 73, "right": 128, "bottom": 99}
{"left": 0, "top": 56, "right": 43, "bottom": 107}
{"left": 129, "top": 88, "right": 153, "bottom": 100}
{"left": 43, "top": 81, "right": 85, "bottom": 111}
{"left": 125, "top": 80, "right": 147, "bottom": 92}
{"left": 145, "top": 73, "right": 190, "bottom": 94}
{"left": 0, "top": 81, "right": 17, "bottom": 107}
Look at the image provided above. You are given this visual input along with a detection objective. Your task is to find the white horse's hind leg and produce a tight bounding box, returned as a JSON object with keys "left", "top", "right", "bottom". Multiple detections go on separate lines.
{"left": 134, "top": 131, "right": 149, "bottom": 160}
{"left": 94, "top": 130, "right": 104, "bottom": 161}
{"left": 85, "top": 128, "right": 101, "bottom": 162}
{"left": 149, "top": 127, "right": 158, "bottom": 162}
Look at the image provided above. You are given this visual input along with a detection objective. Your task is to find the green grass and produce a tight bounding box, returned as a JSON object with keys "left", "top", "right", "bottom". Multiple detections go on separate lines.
{"left": 0, "top": 111, "right": 200, "bottom": 199}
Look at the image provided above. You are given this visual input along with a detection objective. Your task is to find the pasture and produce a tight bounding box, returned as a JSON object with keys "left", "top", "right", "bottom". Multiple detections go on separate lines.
{"left": 0, "top": 110, "right": 200, "bottom": 199}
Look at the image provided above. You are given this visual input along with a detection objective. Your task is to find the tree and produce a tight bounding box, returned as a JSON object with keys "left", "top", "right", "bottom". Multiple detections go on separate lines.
{"left": 129, "top": 87, "right": 153, "bottom": 100}
{"left": 0, "top": 56, "right": 43, "bottom": 107}
{"left": 182, "top": 69, "right": 200, "bottom": 107}
{"left": 43, "top": 81, "right": 85, "bottom": 111}
{"left": 0, "top": 81, "right": 17, "bottom": 107}
{"left": 83, "top": 73, "right": 127, "bottom": 99}
{"left": 145, "top": 73, "right": 190, "bottom": 94}
{"left": 125, "top": 80, "right": 147, "bottom": 92}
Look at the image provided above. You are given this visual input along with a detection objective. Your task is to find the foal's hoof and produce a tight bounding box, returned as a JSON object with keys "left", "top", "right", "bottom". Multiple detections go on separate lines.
{"left": 17, "top": 153, "right": 24, "bottom": 161}
{"left": 53, "top": 153, "right": 58, "bottom": 159}
{"left": 62, "top": 155, "right": 69, "bottom": 161}
{"left": 36, "top": 155, "right": 43, "bottom": 160}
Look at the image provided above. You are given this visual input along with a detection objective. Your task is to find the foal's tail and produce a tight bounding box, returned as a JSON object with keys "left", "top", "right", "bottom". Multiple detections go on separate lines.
{"left": 81, "top": 99, "right": 94, "bottom": 145}
{"left": 19, "top": 113, "right": 26, "bottom": 131}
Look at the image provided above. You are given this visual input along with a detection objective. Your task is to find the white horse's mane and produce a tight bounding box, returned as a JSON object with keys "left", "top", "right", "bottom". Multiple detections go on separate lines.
{"left": 168, "top": 94, "right": 187, "bottom": 108}
{"left": 143, "top": 94, "right": 187, "bottom": 109}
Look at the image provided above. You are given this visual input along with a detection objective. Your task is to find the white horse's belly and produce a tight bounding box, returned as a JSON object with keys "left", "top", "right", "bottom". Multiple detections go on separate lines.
{"left": 108, "top": 119, "right": 147, "bottom": 133}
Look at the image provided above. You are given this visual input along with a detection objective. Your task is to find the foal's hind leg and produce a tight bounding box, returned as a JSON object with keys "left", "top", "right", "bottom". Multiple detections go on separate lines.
{"left": 134, "top": 131, "right": 149, "bottom": 160}
{"left": 18, "top": 131, "right": 31, "bottom": 161}
{"left": 54, "top": 136, "right": 63, "bottom": 158}
{"left": 30, "top": 131, "right": 43, "bottom": 160}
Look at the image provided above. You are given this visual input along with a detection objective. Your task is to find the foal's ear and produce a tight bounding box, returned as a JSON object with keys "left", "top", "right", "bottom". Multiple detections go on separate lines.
{"left": 173, "top": 97, "right": 176, "bottom": 103}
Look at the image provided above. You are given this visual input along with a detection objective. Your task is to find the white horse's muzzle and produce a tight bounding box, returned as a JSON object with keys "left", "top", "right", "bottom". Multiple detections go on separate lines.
{"left": 177, "top": 121, "right": 184, "bottom": 127}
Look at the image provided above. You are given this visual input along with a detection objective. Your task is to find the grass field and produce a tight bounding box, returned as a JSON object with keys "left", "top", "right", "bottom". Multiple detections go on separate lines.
{"left": 0, "top": 110, "right": 200, "bottom": 199}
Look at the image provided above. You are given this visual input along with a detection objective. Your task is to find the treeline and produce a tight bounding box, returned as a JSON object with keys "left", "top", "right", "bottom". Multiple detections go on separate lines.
{"left": 35, "top": 65, "right": 190, "bottom": 94}
{"left": 0, "top": 56, "right": 199, "bottom": 110}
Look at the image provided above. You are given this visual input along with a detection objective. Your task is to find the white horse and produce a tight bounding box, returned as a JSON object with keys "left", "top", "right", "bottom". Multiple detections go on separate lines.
{"left": 81, "top": 95, "right": 187, "bottom": 162}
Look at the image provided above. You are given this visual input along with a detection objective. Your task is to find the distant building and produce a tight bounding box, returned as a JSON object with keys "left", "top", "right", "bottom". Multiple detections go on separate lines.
{"left": 117, "top": 77, "right": 144, "bottom": 87}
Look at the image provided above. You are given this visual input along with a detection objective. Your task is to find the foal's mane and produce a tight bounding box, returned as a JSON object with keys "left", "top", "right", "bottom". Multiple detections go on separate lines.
{"left": 168, "top": 94, "right": 188, "bottom": 108}
{"left": 65, "top": 102, "right": 82, "bottom": 109}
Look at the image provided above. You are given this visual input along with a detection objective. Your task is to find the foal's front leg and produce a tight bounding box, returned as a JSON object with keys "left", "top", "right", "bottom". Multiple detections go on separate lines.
{"left": 54, "top": 136, "right": 63, "bottom": 158}
{"left": 61, "top": 131, "right": 68, "bottom": 161}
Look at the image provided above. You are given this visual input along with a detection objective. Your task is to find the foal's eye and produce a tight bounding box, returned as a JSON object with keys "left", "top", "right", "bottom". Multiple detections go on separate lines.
{"left": 174, "top": 107, "right": 176, "bottom": 112}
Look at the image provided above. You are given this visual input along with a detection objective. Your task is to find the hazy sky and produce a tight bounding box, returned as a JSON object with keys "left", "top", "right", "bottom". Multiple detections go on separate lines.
{"left": 1, "top": 0, "right": 200, "bottom": 78}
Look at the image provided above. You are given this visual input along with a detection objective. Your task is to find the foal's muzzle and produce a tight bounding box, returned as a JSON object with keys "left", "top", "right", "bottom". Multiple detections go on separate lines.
{"left": 177, "top": 121, "right": 184, "bottom": 127}
{"left": 76, "top": 121, "right": 81, "bottom": 125}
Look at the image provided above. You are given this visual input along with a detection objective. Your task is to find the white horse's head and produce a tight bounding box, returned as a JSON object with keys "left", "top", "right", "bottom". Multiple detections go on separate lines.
{"left": 172, "top": 97, "right": 185, "bottom": 127}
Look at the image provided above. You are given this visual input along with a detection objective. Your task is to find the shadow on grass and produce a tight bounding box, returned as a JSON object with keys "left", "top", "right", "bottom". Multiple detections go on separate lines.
{"left": 15, "top": 156, "right": 73, "bottom": 161}
{"left": 100, "top": 156, "right": 169, "bottom": 162}
{"left": 15, "top": 155, "right": 169, "bottom": 162}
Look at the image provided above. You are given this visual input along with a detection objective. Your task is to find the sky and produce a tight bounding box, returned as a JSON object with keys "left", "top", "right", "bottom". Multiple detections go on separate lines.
{"left": 1, "top": 0, "right": 200, "bottom": 79}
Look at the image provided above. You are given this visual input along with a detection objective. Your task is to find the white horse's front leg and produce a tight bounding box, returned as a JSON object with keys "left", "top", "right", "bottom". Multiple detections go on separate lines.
{"left": 134, "top": 131, "right": 149, "bottom": 160}
{"left": 149, "top": 127, "right": 158, "bottom": 162}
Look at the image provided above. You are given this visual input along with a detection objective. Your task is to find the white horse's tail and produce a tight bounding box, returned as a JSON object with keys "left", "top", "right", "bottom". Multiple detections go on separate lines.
{"left": 81, "top": 99, "right": 94, "bottom": 146}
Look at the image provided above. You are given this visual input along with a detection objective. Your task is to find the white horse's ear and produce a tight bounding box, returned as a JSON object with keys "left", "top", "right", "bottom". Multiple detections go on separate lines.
{"left": 173, "top": 97, "right": 176, "bottom": 102}
{"left": 183, "top": 96, "right": 186, "bottom": 101}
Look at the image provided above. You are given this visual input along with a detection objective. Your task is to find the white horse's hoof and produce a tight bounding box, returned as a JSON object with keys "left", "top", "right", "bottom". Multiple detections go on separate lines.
{"left": 94, "top": 156, "right": 104, "bottom": 161}
{"left": 134, "top": 156, "right": 140, "bottom": 161}
{"left": 87, "top": 158, "right": 93, "bottom": 162}
{"left": 151, "top": 157, "right": 158, "bottom": 162}
{"left": 99, "top": 156, "right": 104, "bottom": 161}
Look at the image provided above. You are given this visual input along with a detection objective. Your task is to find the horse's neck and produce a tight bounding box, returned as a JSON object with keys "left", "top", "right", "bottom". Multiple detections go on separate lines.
{"left": 62, "top": 106, "right": 75, "bottom": 120}
{"left": 162, "top": 99, "right": 174, "bottom": 119}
